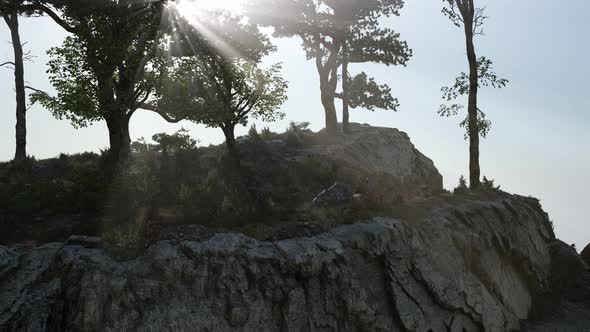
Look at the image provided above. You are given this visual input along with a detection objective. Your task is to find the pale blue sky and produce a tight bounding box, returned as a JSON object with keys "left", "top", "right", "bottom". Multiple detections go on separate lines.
{"left": 0, "top": 0, "right": 588, "bottom": 248}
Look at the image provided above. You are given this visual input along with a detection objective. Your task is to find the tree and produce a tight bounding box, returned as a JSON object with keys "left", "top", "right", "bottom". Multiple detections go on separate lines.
{"left": 248, "top": 0, "right": 411, "bottom": 135}
{"left": 152, "top": 56, "right": 287, "bottom": 155}
{"left": 441, "top": 0, "right": 507, "bottom": 189}
{"left": 30, "top": 0, "right": 175, "bottom": 165}
{"left": 334, "top": 0, "right": 412, "bottom": 132}
{"left": 152, "top": 129, "right": 197, "bottom": 155}
{"left": 1, "top": 13, "right": 28, "bottom": 163}
{"left": 0, "top": 0, "right": 91, "bottom": 163}
{"left": 143, "top": 11, "right": 286, "bottom": 156}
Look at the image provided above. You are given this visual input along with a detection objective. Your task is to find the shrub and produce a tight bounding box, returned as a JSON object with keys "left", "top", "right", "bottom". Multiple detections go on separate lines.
{"left": 454, "top": 175, "right": 469, "bottom": 194}
{"left": 152, "top": 128, "right": 198, "bottom": 154}
{"left": 482, "top": 176, "right": 500, "bottom": 191}
{"left": 260, "top": 126, "right": 273, "bottom": 140}
{"left": 285, "top": 121, "right": 313, "bottom": 148}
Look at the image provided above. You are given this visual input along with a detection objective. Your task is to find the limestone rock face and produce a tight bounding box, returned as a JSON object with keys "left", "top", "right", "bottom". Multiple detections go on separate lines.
{"left": 0, "top": 194, "right": 559, "bottom": 332}
{"left": 306, "top": 123, "right": 443, "bottom": 198}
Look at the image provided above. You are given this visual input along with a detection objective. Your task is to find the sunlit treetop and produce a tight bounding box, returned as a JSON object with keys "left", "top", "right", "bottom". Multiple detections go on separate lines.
{"left": 164, "top": 6, "right": 275, "bottom": 63}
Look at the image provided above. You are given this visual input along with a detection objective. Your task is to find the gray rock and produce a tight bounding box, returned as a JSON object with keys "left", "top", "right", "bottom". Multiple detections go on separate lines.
{"left": 522, "top": 240, "right": 590, "bottom": 331}
{"left": 312, "top": 182, "right": 353, "bottom": 206}
{"left": 65, "top": 235, "right": 102, "bottom": 248}
{"left": 304, "top": 123, "right": 443, "bottom": 198}
{"left": 0, "top": 195, "right": 577, "bottom": 331}
{"left": 581, "top": 243, "right": 590, "bottom": 266}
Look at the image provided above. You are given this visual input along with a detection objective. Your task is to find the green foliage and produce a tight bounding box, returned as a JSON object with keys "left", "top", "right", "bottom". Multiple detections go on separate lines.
{"left": 152, "top": 129, "right": 198, "bottom": 154}
{"left": 167, "top": 10, "right": 275, "bottom": 63}
{"left": 248, "top": 0, "right": 411, "bottom": 115}
{"left": 285, "top": 121, "right": 313, "bottom": 148}
{"left": 156, "top": 57, "right": 288, "bottom": 133}
{"left": 481, "top": 176, "right": 500, "bottom": 191}
{"left": 439, "top": 56, "right": 508, "bottom": 139}
{"left": 0, "top": 153, "right": 110, "bottom": 215}
{"left": 348, "top": 72, "right": 399, "bottom": 111}
{"left": 248, "top": 124, "right": 259, "bottom": 137}
{"left": 249, "top": 0, "right": 410, "bottom": 63}
{"left": 260, "top": 126, "right": 275, "bottom": 140}
{"left": 454, "top": 175, "right": 469, "bottom": 194}
{"left": 29, "top": 1, "right": 170, "bottom": 133}
{"left": 29, "top": 37, "right": 99, "bottom": 127}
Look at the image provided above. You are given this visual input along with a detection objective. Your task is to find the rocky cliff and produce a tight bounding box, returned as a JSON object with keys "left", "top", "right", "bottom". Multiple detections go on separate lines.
{"left": 1, "top": 193, "right": 569, "bottom": 332}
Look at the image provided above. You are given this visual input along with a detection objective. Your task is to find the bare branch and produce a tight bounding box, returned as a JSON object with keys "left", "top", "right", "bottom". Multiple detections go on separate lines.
{"left": 25, "top": 85, "right": 45, "bottom": 93}
{"left": 0, "top": 61, "right": 15, "bottom": 67}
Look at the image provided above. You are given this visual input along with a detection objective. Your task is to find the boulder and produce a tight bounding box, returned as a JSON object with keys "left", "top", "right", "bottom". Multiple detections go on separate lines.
{"left": 522, "top": 240, "right": 590, "bottom": 331}
{"left": 305, "top": 123, "right": 443, "bottom": 198}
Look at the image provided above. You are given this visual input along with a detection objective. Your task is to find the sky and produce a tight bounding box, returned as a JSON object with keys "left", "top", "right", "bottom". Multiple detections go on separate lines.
{"left": 0, "top": 0, "right": 588, "bottom": 248}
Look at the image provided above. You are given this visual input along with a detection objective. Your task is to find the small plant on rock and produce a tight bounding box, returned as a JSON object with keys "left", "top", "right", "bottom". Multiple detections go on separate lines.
{"left": 482, "top": 176, "right": 500, "bottom": 191}
{"left": 454, "top": 175, "right": 469, "bottom": 194}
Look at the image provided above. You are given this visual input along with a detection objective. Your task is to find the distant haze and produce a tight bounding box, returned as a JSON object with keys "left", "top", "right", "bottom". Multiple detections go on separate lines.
{"left": 0, "top": 1, "right": 588, "bottom": 248}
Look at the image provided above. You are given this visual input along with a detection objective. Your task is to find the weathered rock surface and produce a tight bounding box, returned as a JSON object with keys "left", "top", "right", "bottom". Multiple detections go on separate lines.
{"left": 0, "top": 194, "right": 565, "bottom": 332}
{"left": 312, "top": 182, "right": 353, "bottom": 207}
{"left": 521, "top": 240, "right": 590, "bottom": 331}
{"left": 581, "top": 243, "right": 590, "bottom": 266}
{"left": 305, "top": 123, "right": 443, "bottom": 198}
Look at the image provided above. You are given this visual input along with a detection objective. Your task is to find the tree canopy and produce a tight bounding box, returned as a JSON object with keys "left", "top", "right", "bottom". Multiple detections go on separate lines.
{"left": 247, "top": 0, "right": 411, "bottom": 134}
{"left": 439, "top": 56, "right": 508, "bottom": 139}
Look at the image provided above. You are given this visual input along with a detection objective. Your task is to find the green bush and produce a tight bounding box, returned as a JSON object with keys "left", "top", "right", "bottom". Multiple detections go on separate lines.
{"left": 454, "top": 175, "right": 469, "bottom": 194}
{"left": 482, "top": 176, "right": 500, "bottom": 191}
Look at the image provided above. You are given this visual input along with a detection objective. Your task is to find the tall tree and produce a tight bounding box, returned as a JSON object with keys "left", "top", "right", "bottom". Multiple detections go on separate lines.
{"left": 441, "top": 0, "right": 508, "bottom": 189}
{"left": 31, "top": 0, "right": 176, "bottom": 164}
{"left": 0, "top": 0, "right": 87, "bottom": 163}
{"left": 154, "top": 57, "right": 287, "bottom": 155}
{"left": 248, "top": 0, "right": 410, "bottom": 135}
{"left": 1, "top": 13, "right": 27, "bottom": 162}
{"left": 147, "top": 12, "right": 287, "bottom": 156}
{"left": 333, "top": 0, "right": 411, "bottom": 132}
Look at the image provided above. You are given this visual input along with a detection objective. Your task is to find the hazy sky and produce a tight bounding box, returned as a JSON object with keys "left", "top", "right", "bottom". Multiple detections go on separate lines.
{"left": 0, "top": 1, "right": 588, "bottom": 248}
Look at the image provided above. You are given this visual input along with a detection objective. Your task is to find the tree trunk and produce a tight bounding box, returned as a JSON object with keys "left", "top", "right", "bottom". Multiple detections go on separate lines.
{"left": 341, "top": 40, "right": 350, "bottom": 134}
{"left": 106, "top": 115, "right": 131, "bottom": 165}
{"left": 313, "top": 38, "right": 341, "bottom": 137}
{"left": 222, "top": 122, "right": 242, "bottom": 168}
{"left": 319, "top": 68, "right": 339, "bottom": 136}
{"left": 4, "top": 14, "right": 27, "bottom": 163}
{"left": 221, "top": 122, "right": 238, "bottom": 153}
{"left": 463, "top": 1, "right": 481, "bottom": 190}
{"left": 320, "top": 88, "right": 338, "bottom": 136}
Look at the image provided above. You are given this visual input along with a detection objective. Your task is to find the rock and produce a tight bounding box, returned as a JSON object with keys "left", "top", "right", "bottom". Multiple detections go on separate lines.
{"left": 581, "top": 243, "right": 590, "bottom": 266}
{"left": 304, "top": 123, "right": 443, "bottom": 198}
{"left": 312, "top": 182, "right": 353, "bottom": 206}
{"left": 65, "top": 235, "right": 102, "bottom": 248}
{"left": 0, "top": 194, "right": 566, "bottom": 331}
{"left": 522, "top": 240, "right": 590, "bottom": 331}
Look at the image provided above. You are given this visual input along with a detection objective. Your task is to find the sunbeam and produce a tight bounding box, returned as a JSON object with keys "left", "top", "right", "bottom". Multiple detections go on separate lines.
{"left": 163, "top": 0, "right": 254, "bottom": 62}
{"left": 176, "top": 0, "right": 243, "bottom": 13}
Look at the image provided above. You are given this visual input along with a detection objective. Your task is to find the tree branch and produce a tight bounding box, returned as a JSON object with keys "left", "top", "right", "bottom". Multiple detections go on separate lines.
{"left": 138, "top": 103, "right": 185, "bottom": 123}
{"left": 0, "top": 61, "right": 15, "bottom": 67}
{"left": 20, "top": 3, "right": 78, "bottom": 34}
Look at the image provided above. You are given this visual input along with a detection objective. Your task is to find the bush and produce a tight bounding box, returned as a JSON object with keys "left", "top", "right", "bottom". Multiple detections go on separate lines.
{"left": 482, "top": 176, "right": 500, "bottom": 191}
{"left": 285, "top": 121, "right": 314, "bottom": 148}
{"left": 454, "top": 175, "right": 469, "bottom": 194}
